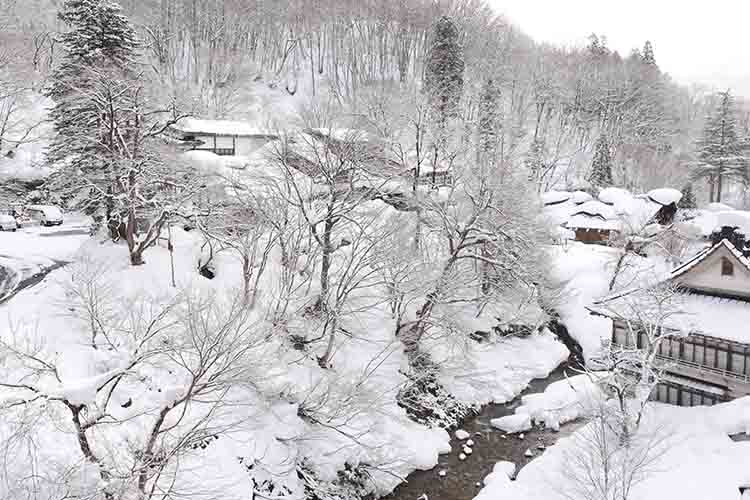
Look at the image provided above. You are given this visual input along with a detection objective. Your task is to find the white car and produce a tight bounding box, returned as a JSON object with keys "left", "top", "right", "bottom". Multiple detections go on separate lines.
{"left": 0, "top": 214, "right": 18, "bottom": 231}
{"left": 26, "top": 205, "right": 64, "bottom": 226}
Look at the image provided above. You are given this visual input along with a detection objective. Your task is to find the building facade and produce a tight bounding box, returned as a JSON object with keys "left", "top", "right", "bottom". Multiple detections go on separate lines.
{"left": 590, "top": 239, "right": 750, "bottom": 406}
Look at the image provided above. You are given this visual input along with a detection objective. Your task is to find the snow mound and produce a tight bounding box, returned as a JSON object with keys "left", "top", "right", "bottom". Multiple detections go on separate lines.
{"left": 542, "top": 190, "right": 571, "bottom": 206}
{"left": 491, "top": 413, "right": 531, "bottom": 433}
{"left": 648, "top": 187, "right": 682, "bottom": 206}
{"left": 571, "top": 190, "right": 593, "bottom": 204}
{"left": 706, "top": 202, "right": 735, "bottom": 212}
{"left": 598, "top": 187, "right": 632, "bottom": 205}
{"left": 512, "top": 374, "right": 603, "bottom": 431}
{"left": 182, "top": 150, "right": 225, "bottom": 175}
{"left": 481, "top": 461, "right": 515, "bottom": 488}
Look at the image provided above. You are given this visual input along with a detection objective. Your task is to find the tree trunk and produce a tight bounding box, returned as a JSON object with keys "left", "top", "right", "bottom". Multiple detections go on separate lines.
{"left": 717, "top": 172, "right": 723, "bottom": 203}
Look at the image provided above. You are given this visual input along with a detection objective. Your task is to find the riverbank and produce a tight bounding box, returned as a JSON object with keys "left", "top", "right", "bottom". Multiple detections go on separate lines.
{"left": 387, "top": 363, "right": 585, "bottom": 500}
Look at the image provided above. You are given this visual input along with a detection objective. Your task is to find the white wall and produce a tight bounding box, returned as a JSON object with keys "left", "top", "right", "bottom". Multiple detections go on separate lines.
{"left": 677, "top": 245, "right": 750, "bottom": 298}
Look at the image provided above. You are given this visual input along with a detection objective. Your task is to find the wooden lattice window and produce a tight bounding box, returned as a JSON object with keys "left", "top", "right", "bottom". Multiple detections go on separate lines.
{"left": 721, "top": 257, "right": 734, "bottom": 277}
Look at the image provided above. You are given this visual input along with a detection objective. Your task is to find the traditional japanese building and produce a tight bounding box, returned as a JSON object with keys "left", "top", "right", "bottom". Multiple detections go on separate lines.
{"left": 169, "top": 117, "right": 278, "bottom": 156}
{"left": 589, "top": 238, "right": 750, "bottom": 406}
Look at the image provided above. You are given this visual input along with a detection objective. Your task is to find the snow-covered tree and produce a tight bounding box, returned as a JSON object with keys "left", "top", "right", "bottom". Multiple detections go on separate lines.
{"left": 642, "top": 40, "right": 656, "bottom": 66}
{"left": 477, "top": 77, "right": 501, "bottom": 171}
{"left": 678, "top": 183, "right": 697, "bottom": 209}
{"left": 46, "top": 0, "right": 139, "bottom": 169}
{"left": 424, "top": 15, "right": 464, "bottom": 171}
{"left": 589, "top": 134, "right": 614, "bottom": 188}
{"left": 693, "top": 90, "right": 749, "bottom": 203}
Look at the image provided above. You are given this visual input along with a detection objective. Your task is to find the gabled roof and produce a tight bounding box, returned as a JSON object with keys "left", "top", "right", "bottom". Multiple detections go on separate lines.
{"left": 588, "top": 239, "right": 750, "bottom": 344}
{"left": 667, "top": 238, "right": 750, "bottom": 281}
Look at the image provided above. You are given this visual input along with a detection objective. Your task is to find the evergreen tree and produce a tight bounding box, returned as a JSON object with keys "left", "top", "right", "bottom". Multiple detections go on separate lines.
{"left": 477, "top": 77, "right": 501, "bottom": 170}
{"left": 678, "top": 184, "right": 697, "bottom": 209}
{"left": 46, "top": 0, "right": 138, "bottom": 168}
{"left": 642, "top": 41, "right": 656, "bottom": 66}
{"left": 424, "top": 15, "right": 464, "bottom": 176}
{"left": 589, "top": 134, "right": 613, "bottom": 188}
{"left": 424, "top": 16, "right": 464, "bottom": 123}
{"left": 694, "top": 90, "right": 748, "bottom": 203}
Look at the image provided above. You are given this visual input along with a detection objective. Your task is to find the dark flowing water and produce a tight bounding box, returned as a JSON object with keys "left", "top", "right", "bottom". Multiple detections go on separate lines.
{"left": 386, "top": 364, "right": 584, "bottom": 500}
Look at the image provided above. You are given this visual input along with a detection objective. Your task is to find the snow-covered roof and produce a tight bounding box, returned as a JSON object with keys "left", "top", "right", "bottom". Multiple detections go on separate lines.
{"left": 589, "top": 239, "right": 750, "bottom": 344}
{"left": 598, "top": 187, "right": 632, "bottom": 205}
{"left": 566, "top": 214, "right": 621, "bottom": 231}
{"left": 571, "top": 190, "right": 593, "bottom": 204}
{"left": 668, "top": 238, "right": 750, "bottom": 281}
{"left": 647, "top": 187, "right": 682, "bottom": 206}
{"left": 172, "top": 117, "right": 275, "bottom": 137}
{"left": 572, "top": 200, "right": 617, "bottom": 219}
{"left": 591, "top": 289, "right": 750, "bottom": 344}
{"left": 541, "top": 190, "right": 572, "bottom": 206}
{"left": 690, "top": 209, "right": 750, "bottom": 237}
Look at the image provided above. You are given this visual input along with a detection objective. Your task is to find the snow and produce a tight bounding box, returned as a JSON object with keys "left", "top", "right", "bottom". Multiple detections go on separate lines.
{"left": 0, "top": 216, "right": 574, "bottom": 499}
{"left": 550, "top": 242, "right": 673, "bottom": 361}
{"left": 475, "top": 397, "right": 750, "bottom": 500}
{"left": 598, "top": 187, "right": 632, "bottom": 205}
{"left": 429, "top": 330, "right": 568, "bottom": 407}
{"left": 491, "top": 413, "right": 532, "bottom": 433}
{"left": 173, "top": 117, "right": 273, "bottom": 136}
{"left": 455, "top": 429, "right": 471, "bottom": 440}
{"left": 571, "top": 190, "right": 593, "bottom": 204}
{"left": 541, "top": 190, "right": 571, "bottom": 206}
{"left": 572, "top": 200, "right": 616, "bottom": 219}
{"left": 594, "top": 289, "right": 750, "bottom": 344}
{"left": 647, "top": 187, "right": 682, "bottom": 206}
{"left": 507, "top": 374, "right": 603, "bottom": 431}
{"left": 706, "top": 202, "right": 735, "bottom": 212}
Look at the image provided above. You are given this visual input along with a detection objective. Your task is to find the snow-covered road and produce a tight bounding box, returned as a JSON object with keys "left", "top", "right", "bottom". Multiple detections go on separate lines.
{"left": 0, "top": 214, "right": 91, "bottom": 303}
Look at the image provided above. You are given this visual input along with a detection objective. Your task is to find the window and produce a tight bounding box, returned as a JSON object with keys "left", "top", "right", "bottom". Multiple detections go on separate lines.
{"left": 721, "top": 257, "right": 734, "bottom": 276}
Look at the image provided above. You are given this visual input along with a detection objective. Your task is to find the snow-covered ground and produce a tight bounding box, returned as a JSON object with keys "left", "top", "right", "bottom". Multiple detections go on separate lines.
{"left": 0, "top": 213, "right": 91, "bottom": 301}
{"left": 0, "top": 216, "right": 569, "bottom": 499}
{"left": 476, "top": 394, "right": 750, "bottom": 500}
{"left": 549, "top": 242, "right": 673, "bottom": 361}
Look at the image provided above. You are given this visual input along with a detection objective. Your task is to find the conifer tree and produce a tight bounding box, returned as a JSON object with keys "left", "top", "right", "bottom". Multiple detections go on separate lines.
{"left": 477, "top": 77, "right": 501, "bottom": 170}
{"left": 678, "top": 184, "right": 697, "bottom": 209}
{"left": 46, "top": 0, "right": 139, "bottom": 168}
{"left": 424, "top": 16, "right": 464, "bottom": 176}
{"left": 642, "top": 41, "right": 656, "bottom": 66}
{"left": 694, "top": 90, "right": 748, "bottom": 202}
{"left": 589, "top": 134, "right": 613, "bottom": 188}
{"left": 424, "top": 16, "right": 464, "bottom": 123}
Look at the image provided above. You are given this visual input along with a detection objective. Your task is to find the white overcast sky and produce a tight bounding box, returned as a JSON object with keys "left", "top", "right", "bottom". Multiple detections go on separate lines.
{"left": 487, "top": 0, "right": 750, "bottom": 97}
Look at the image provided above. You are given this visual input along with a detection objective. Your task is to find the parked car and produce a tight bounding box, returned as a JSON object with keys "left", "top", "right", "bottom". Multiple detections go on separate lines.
{"left": 26, "top": 205, "right": 64, "bottom": 226}
{"left": 0, "top": 214, "right": 18, "bottom": 231}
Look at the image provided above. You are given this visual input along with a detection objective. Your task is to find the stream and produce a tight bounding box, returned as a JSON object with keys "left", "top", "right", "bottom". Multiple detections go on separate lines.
{"left": 387, "top": 361, "right": 584, "bottom": 500}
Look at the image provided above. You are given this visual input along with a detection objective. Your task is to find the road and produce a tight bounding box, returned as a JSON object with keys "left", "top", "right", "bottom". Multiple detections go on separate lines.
{"left": 0, "top": 215, "right": 92, "bottom": 304}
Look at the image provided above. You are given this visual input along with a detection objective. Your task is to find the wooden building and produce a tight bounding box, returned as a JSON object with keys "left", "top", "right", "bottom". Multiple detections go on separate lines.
{"left": 169, "top": 118, "right": 278, "bottom": 156}
{"left": 589, "top": 239, "right": 750, "bottom": 406}
{"left": 565, "top": 200, "right": 620, "bottom": 244}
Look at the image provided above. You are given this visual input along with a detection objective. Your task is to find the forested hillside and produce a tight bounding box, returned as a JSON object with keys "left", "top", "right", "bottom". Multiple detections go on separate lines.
{"left": 3, "top": 0, "right": 748, "bottom": 197}
{"left": 2, "top": 2, "right": 750, "bottom": 500}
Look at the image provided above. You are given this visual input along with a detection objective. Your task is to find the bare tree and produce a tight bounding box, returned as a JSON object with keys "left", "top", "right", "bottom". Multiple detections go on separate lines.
{"left": 0, "top": 274, "right": 269, "bottom": 499}
{"left": 592, "top": 284, "right": 688, "bottom": 443}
